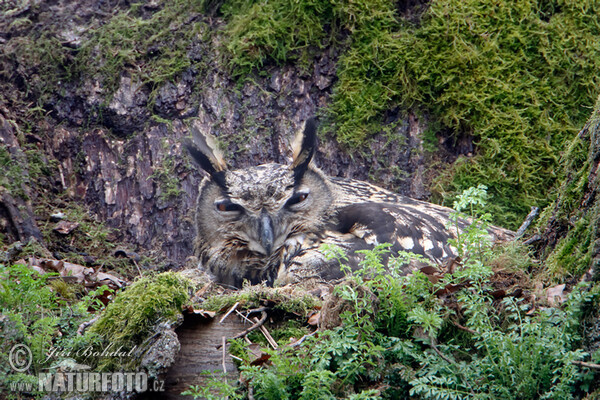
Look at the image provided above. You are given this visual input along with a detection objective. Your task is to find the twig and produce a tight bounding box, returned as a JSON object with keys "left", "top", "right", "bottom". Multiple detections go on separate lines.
{"left": 523, "top": 234, "right": 541, "bottom": 245}
{"left": 132, "top": 259, "right": 143, "bottom": 278}
{"left": 515, "top": 206, "right": 539, "bottom": 238}
{"left": 219, "top": 302, "right": 239, "bottom": 323}
{"left": 236, "top": 309, "right": 253, "bottom": 324}
{"left": 222, "top": 336, "right": 227, "bottom": 376}
{"left": 194, "top": 282, "right": 212, "bottom": 298}
{"left": 217, "top": 311, "right": 268, "bottom": 348}
{"left": 289, "top": 331, "right": 318, "bottom": 348}
{"left": 572, "top": 360, "right": 600, "bottom": 370}
{"left": 452, "top": 321, "right": 478, "bottom": 335}
{"left": 245, "top": 306, "right": 270, "bottom": 315}
{"left": 77, "top": 316, "right": 99, "bottom": 335}
{"left": 254, "top": 317, "right": 278, "bottom": 349}
{"left": 430, "top": 339, "right": 456, "bottom": 366}
{"left": 430, "top": 338, "right": 475, "bottom": 395}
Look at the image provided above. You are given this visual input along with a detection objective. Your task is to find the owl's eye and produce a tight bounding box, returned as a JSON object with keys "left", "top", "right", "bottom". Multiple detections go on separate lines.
{"left": 215, "top": 200, "right": 243, "bottom": 213}
{"left": 286, "top": 191, "right": 310, "bottom": 208}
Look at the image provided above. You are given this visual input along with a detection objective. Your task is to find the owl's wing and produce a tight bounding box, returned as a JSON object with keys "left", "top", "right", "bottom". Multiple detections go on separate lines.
{"left": 331, "top": 202, "right": 460, "bottom": 264}
{"left": 275, "top": 202, "right": 457, "bottom": 285}
{"left": 275, "top": 201, "right": 514, "bottom": 286}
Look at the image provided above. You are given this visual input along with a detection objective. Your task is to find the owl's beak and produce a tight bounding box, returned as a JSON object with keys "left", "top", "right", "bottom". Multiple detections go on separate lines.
{"left": 259, "top": 212, "right": 274, "bottom": 255}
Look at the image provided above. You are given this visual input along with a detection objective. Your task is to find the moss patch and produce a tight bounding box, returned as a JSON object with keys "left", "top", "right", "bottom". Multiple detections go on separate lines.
{"left": 0, "top": 146, "right": 28, "bottom": 199}
{"left": 401, "top": 0, "right": 600, "bottom": 228}
{"left": 86, "top": 272, "right": 192, "bottom": 369}
{"left": 221, "top": 0, "right": 335, "bottom": 77}
{"left": 200, "top": 284, "right": 320, "bottom": 317}
{"left": 3, "top": 33, "right": 73, "bottom": 106}
{"left": 73, "top": 1, "right": 207, "bottom": 100}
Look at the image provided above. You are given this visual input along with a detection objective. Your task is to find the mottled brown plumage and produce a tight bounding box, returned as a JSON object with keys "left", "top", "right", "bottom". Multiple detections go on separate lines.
{"left": 186, "top": 118, "right": 513, "bottom": 288}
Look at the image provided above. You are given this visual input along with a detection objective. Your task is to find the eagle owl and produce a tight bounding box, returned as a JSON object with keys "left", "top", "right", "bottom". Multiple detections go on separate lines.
{"left": 186, "top": 119, "right": 512, "bottom": 288}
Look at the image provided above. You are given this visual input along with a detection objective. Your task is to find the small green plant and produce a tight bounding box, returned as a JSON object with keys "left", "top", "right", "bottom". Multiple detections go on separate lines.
{"left": 408, "top": 288, "right": 591, "bottom": 400}
{"left": 182, "top": 375, "right": 244, "bottom": 400}
{"left": 0, "top": 264, "right": 109, "bottom": 397}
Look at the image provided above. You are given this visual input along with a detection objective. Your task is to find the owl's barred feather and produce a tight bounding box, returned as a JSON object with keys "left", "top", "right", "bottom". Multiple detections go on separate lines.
{"left": 187, "top": 119, "right": 514, "bottom": 288}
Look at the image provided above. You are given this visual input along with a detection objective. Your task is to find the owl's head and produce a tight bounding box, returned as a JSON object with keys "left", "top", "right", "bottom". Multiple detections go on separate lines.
{"left": 186, "top": 119, "right": 332, "bottom": 285}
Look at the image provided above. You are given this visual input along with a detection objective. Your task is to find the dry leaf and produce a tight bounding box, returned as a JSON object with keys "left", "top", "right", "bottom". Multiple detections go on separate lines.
{"left": 192, "top": 309, "right": 216, "bottom": 319}
{"left": 307, "top": 311, "right": 320, "bottom": 326}
{"left": 250, "top": 353, "right": 272, "bottom": 366}
{"left": 444, "top": 257, "right": 462, "bottom": 274}
{"left": 95, "top": 271, "right": 124, "bottom": 289}
{"left": 53, "top": 220, "right": 79, "bottom": 235}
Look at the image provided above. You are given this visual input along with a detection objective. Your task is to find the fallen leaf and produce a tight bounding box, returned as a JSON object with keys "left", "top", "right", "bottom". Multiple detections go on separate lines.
{"left": 61, "top": 262, "right": 94, "bottom": 284}
{"left": 444, "top": 257, "right": 462, "bottom": 274}
{"left": 95, "top": 271, "right": 124, "bottom": 289}
{"left": 193, "top": 309, "right": 216, "bottom": 318}
{"left": 435, "top": 283, "right": 465, "bottom": 296}
{"left": 307, "top": 311, "right": 320, "bottom": 326}
{"left": 249, "top": 353, "right": 272, "bottom": 366}
{"left": 39, "top": 259, "right": 64, "bottom": 273}
{"left": 53, "top": 220, "right": 79, "bottom": 235}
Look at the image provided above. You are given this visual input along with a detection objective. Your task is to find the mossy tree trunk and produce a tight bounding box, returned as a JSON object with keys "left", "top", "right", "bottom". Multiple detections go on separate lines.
{"left": 0, "top": 116, "right": 44, "bottom": 245}
{"left": 535, "top": 96, "right": 600, "bottom": 281}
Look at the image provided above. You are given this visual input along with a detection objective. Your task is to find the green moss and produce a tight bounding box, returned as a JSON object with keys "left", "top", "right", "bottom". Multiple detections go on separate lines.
{"left": 221, "top": 0, "right": 334, "bottom": 77}
{"left": 4, "top": 33, "right": 72, "bottom": 105}
{"left": 398, "top": 1, "right": 600, "bottom": 227}
{"left": 0, "top": 146, "right": 27, "bottom": 199}
{"left": 74, "top": 0, "right": 207, "bottom": 100}
{"left": 24, "top": 147, "right": 57, "bottom": 181}
{"left": 328, "top": 0, "right": 406, "bottom": 147}
{"left": 546, "top": 214, "right": 595, "bottom": 278}
{"left": 201, "top": 285, "right": 320, "bottom": 316}
{"left": 0, "top": 264, "right": 103, "bottom": 393}
{"left": 88, "top": 272, "right": 192, "bottom": 369}
{"left": 46, "top": 202, "right": 113, "bottom": 248}
{"left": 151, "top": 139, "right": 183, "bottom": 202}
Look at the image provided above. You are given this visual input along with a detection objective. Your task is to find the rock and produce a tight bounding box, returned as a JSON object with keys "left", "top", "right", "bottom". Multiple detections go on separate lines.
{"left": 139, "top": 322, "right": 181, "bottom": 381}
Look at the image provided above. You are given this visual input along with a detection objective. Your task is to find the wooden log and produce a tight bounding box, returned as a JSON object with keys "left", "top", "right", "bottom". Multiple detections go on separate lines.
{"left": 157, "top": 312, "right": 248, "bottom": 399}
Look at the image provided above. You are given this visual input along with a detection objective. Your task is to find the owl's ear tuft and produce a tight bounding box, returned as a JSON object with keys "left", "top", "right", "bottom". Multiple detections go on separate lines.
{"left": 291, "top": 117, "right": 318, "bottom": 183}
{"left": 185, "top": 125, "right": 228, "bottom": 188}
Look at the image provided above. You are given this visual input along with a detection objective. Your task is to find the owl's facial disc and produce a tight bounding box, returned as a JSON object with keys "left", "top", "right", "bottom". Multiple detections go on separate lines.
{"left": 212, "top": 164, "right": 301, "bottom": 256}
